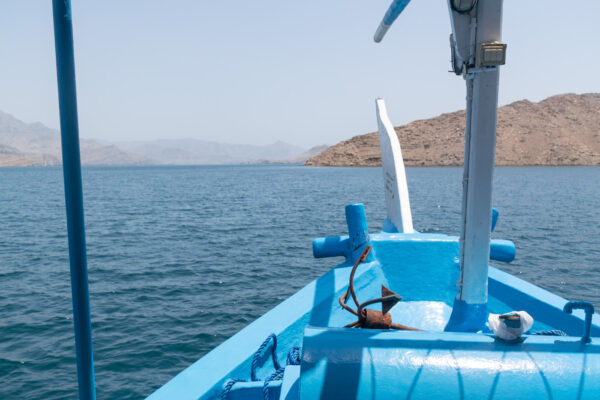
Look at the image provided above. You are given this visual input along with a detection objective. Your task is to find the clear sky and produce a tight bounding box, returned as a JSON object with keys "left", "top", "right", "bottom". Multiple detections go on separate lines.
{"left": 1, "top": 1, "right": 599, "bottom": 148}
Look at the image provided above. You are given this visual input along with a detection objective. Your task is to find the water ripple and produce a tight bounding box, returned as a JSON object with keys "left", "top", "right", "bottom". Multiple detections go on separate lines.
{"left": 0, "top": 165, "right": 598, "bottom": 399}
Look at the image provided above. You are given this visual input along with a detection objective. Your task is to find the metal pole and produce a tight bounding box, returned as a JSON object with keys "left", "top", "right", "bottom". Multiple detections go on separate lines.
{"left": 51, "top": 1, "right": 96, "bottom": 399}
{"left": 445, "top": 0, "right": 504, "bottom": 332}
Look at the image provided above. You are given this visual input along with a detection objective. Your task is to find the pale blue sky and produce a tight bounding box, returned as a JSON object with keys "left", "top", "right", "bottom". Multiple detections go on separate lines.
{"left": 1, "top": 1, "right": 599, "bottom": 148}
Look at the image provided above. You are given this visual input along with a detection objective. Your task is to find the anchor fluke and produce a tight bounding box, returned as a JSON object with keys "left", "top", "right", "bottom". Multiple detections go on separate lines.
{"left": 381, "top": 285, "right": 402, "bottom": 315}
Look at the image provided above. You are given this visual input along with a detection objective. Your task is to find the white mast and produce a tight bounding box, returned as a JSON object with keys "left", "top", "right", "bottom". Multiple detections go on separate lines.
{"left": 445, "top": 0, "right": 505, "bottom": 331}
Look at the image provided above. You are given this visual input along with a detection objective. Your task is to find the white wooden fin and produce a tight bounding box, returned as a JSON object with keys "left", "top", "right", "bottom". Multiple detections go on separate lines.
{"left": 376, "top": 98, "right": 414, "bottom": 234}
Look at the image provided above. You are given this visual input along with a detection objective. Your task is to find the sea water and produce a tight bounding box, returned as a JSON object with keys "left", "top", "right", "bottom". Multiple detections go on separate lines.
{"left": 1, "top": 165, "right": 598, "bottom": 399}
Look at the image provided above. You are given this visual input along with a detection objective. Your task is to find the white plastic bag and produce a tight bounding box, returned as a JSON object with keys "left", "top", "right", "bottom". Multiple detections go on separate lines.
{"left": 488, "top": 311, "right": 533, "bottom": 340}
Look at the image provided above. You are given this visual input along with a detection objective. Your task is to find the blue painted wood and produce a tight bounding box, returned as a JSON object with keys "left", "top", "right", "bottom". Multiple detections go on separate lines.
{"left": 51, "top": 1, "right": 96, "bottom": 399}
{"left": 344, "top": 204, "right": 372, "bottom": 263}
{"left": 300, "top": 327, "right": 600, "bottom": 399}
{"left": 374, "top": 0, "right": 412, "bottom": 42}
{"left": 147, "top": 230, "right": 599, "bottom": 400}
{"left": 488, "top": 268, "right": 600, "bottom": 337}
{"left": 314, "top": 234, "right": 515, "bottom": 263}
{"left": 491, "top": 208, "right": 499, "bottom": 231}
{"left": 279, "top": 366, "right": 300, "bottom": 400}
{"left": 381, "top": 0, "right": 412, "bottom": 25}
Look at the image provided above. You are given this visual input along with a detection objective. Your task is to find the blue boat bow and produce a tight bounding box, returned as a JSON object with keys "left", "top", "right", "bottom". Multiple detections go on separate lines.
{"left": 147, "top": 1, "right": 599, "bottom": 398}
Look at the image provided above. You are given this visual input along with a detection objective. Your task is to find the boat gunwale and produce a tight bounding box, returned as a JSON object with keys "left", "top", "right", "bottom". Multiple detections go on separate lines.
{"left": 146, "top": 233, "right": 599, "bottom": 399}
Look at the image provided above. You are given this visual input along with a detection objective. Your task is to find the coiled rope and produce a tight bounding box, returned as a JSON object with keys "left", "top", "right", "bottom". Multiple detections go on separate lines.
{"left": 251, "top": 334, "right": 281, "bottom": 381}
{"left": 220, "top": 334, "right": 301, "bottom": 400}
{"left": 219, "top": 378, "right": 245, "bottom": 400}
{"left": 533, "top": 329, "right": 567, "bottom": 336}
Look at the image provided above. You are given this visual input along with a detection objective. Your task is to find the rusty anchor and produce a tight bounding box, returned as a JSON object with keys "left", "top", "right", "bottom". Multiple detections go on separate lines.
{"left": 339, "top": 245, "right": 420, "bottom": 331}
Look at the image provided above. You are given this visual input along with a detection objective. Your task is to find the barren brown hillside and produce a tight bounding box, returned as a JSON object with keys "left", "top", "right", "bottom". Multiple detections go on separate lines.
{"left": 305, "top": 93, "right": 600, "bottom": 166}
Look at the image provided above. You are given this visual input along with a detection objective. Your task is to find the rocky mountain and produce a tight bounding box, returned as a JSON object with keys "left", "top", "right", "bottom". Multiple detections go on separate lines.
{"left": 305, "top": 93, "right": 600, "bottom": 167}
{"left": 0, "top": 144, "right": 59, "bottom": 167}
{"left": 0, "top": 111, "right": 311, "bottom": 166}
{"left": 0, "top": 110, "right": 151, "bottom": 166}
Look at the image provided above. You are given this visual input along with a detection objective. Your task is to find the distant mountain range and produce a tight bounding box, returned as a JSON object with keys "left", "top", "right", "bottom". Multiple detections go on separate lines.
{"left": 306, "top": 93, "right": 600, "bottom": 166}
{"left": 0, "top": 110, "right": 320, "bottom": 166}
{"left": 244, "top": 145, "right": 329, "bottom": 165}
{"left": 115, "top": 139, "right": 307, "bottom": 165}
{"left": 0, "top": 111, "right": 150, "bottom": 166}
{"left": 6, "top": 92, "right": 598, "bottom": 168}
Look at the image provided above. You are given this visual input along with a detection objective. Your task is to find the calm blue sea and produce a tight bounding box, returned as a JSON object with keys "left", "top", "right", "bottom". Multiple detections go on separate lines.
{"left": 1, "top": 165, "right": 599, "bottom": 399}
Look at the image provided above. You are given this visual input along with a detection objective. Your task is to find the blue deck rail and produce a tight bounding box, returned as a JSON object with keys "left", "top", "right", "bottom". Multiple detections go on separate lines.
{"left": 52, "top": 0, "right": 96, "bottom": 399}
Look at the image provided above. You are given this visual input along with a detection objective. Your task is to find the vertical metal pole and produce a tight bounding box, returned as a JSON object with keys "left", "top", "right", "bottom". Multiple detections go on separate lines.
{"left": 446, "top": 0, "right": 504, "bottom": 332}
{"left": 51, "top": 1, "right": 96, "bottom": 399}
